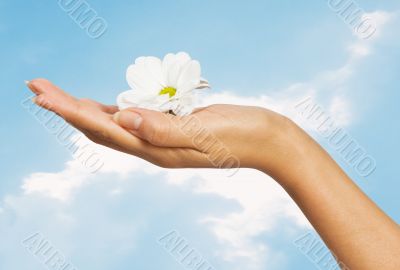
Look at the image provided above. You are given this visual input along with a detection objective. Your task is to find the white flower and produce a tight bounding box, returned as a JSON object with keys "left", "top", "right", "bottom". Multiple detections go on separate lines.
{"left": 117, "top": 52, "right": 209, "bottom": 116}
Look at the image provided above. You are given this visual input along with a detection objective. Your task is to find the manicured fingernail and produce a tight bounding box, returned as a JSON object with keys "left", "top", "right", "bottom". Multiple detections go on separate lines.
{"left": 115, "top": 111, "right": 143, "bottom": 130}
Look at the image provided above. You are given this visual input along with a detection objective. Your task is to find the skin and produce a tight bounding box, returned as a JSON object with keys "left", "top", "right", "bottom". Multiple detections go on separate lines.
{"left": 27, "top": 78, "right": 400, "bottom": 269}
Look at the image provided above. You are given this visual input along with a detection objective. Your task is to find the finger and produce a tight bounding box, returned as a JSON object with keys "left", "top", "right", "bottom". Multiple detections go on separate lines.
{"left": 26, "top": 79, "right": 122, "bottom": 146}
{"left": 100, "top": 104, "right": 119, "bottom": 114}
{"left": 26, "top": 79, "right": 157, "bottom": 152}
{"left": 27, "top": 79, "right": 80, "bottom": 120}
{"left": 27, "top": 79, "right": 119, "bottom": 117}
{"left": 79, "top": 98, "right": 119, "bottom": 114}
{"left": 113, "top": 108, "right": 212, "bottom": 148}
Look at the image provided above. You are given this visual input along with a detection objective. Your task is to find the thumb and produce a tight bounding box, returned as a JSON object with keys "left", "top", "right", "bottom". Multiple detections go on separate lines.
{"left": 113, "top": 108, "right": 201, "bottom": 148}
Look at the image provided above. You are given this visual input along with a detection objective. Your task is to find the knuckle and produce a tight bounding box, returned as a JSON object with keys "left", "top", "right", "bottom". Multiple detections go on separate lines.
{"left": 34, "top": 95, "right": 49, "bottom": 107}
{"left": 92, "top": 128, "right": 111, "bottom": 142}
{"left": 101, "top": 130, "right": 111, "bottom": 141}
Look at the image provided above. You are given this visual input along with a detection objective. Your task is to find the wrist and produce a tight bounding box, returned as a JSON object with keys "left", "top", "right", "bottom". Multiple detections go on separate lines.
{"left": 259, "top": 114, "right": 340, "bottom": 192}
{"left": 256, "top": 114, "right": 313, "bottom": 185}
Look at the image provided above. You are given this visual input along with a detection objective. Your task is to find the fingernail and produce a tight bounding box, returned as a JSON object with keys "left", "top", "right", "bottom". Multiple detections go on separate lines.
{"left": 24, "top": 80, "right": 30, "bottom": 86}
{"left": 115, "top": 111, "right": 143, "bottom": 130}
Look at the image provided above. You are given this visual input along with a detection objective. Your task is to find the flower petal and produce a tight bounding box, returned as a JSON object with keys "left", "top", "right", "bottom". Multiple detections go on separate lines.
{"left": 173, "top": 100, "right": 194, "bottom": 116}
{"left": 168, "top": 92, "right": 196, "bottom": 116}
{"left": 153, "top": 94, "right": 173, "bottom": 112}
{"left": 162, "top": 52, "right": 191, "bottom": 87}
{"left": 126, "top": 57, "right": 163, "bottom": 94}
{"left": 177, "top": 60, "right": 201, "bottom": 93}
{"left": 144, "top": 56, "right": 165, "bottom": 87}
{"left": 116, "top": 90, "right": 155, "bottom": 110}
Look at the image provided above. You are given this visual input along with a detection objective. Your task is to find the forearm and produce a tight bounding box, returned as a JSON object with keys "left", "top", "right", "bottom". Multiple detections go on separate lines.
{"left": 264, "top": 119, "right": 400, "bottom": 269}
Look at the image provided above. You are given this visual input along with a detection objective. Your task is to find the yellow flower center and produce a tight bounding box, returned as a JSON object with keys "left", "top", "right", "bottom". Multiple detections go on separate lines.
{"left": 159, "top": 87, "right": 177, "bottom": 98}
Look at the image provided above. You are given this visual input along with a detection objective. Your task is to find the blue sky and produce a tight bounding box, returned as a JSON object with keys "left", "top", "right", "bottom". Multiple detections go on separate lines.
{"left": 1, "top": 0, "right": 399, "bottom": 269}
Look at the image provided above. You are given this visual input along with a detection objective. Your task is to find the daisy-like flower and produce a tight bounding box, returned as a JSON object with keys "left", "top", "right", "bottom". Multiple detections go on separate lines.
{"left": 117, "top": 52, "right": 209, "bottom": 116}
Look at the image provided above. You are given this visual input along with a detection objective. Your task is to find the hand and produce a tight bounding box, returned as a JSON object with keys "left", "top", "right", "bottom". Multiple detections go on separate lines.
{"left": 26, "top": 79, "right": 293, "bottom": 171}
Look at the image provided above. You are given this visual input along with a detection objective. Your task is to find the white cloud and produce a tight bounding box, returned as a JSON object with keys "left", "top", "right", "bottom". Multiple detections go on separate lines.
{"left": 328, "top": 95, "right": 352, "bottom": 126}
{"left": 173, "top": 169, "right": 309, "bottom": 269}
{"left": 22, "top": 160, "right": 91, "bottom": 202}
{"left": 345, "top": 11, "right": 392, "bottom": 60}
{"left": 359, "top": 11, "right": 393, "bottom": 40}
{"left": 21, "top": 134, "right": 160, "bottom": 202}
{"left": 348, "top": 43, "right": 370, "bottom": 57}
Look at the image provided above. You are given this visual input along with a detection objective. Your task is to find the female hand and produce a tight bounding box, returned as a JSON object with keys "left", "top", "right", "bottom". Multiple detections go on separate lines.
{"left": 26, "top": 78, "right": 293, "bottom": 173}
